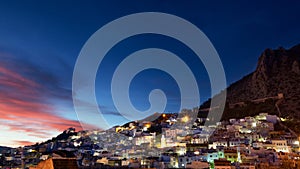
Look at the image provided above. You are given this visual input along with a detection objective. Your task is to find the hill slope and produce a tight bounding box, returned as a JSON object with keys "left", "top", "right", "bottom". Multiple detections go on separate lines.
{"left": 200, "top": 44, "right": 300, "bottom": 133}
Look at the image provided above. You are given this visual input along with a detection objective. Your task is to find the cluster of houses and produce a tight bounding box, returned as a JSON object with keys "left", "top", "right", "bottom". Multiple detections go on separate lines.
{"left": 1, "top": 112, "right": 300, "bottom": 169}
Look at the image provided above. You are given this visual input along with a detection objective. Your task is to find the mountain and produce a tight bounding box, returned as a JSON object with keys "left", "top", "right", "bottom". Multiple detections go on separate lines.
{"left": 227, "top": 44, "right": 300, "bottom": 108}
{"left": 200, "top": 44, "right": 300, "bottom": 133}
{"left": 0, "top": 146, "right": 11, "bottom": 151}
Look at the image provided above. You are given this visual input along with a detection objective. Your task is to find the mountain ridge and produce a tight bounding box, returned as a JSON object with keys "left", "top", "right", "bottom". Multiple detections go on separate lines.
{"left": 200, "top": 43, "right": 300, "bottom": 133}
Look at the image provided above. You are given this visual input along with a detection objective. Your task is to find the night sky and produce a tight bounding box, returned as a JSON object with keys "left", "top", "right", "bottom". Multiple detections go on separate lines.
{"left": 0, "top": 1, "right": 300, "bottom": 147}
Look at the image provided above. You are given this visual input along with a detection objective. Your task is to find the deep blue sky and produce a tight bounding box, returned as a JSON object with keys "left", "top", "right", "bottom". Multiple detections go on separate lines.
{"left": 0, "top": 0, "right": 300, "bottom": 145}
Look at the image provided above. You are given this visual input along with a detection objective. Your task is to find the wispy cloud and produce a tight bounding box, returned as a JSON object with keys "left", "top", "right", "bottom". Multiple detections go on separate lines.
{"left": 0, "top": 52, "right": 84, "bottom": 146}
{"left": 13, "top": 141, "right": 36, "bottom": 146}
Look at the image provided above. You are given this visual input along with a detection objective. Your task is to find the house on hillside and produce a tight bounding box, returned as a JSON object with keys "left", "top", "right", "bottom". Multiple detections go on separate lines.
{"left": 29, "top": 157, "right": 78, "bottom": 169}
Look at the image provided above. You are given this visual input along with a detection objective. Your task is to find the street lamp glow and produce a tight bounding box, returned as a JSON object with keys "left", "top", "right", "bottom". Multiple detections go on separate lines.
{"left": 182, "top": 116, "right": 189, "bottom": 123}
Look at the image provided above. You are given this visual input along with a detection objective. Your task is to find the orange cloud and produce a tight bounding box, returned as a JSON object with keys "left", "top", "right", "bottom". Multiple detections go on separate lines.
{"left": 13, "top": 141, "right": 36, "bottom": 147}
{"left": 0, "top": 61, "right": 84, "bottom": 145}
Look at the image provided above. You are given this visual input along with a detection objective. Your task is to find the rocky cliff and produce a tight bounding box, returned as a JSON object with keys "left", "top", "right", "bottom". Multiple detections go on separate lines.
{"left": 200, "top": 43, "right": 300, "bottom": 132}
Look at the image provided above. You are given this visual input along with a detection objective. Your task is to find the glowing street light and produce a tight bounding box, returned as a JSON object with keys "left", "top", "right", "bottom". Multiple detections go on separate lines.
{"left": 182, "top": 116, "right": 189, "bottom": 123}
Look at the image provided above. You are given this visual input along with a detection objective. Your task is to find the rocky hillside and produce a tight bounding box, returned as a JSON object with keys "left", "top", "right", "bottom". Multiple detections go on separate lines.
{"left": 227, "top": 44, "right": 300, "bottom": 114}
{"left": 200, "top": 43, "right": 300, "bottom": 133}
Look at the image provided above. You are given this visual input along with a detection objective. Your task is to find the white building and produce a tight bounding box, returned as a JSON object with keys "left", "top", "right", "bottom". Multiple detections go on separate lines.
{"left": 271, "top": 140, "right": 290, "bottom": 153}
{"left": 209, "top": 140, "right": 228, "bottom": 149}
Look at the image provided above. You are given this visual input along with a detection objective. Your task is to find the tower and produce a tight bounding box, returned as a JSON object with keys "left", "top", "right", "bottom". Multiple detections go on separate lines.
{"left": 161, "top": 134, "right": 166, "bottom": 148}
{"left": 237, "top": 146, "right": 242, "bottom": 163}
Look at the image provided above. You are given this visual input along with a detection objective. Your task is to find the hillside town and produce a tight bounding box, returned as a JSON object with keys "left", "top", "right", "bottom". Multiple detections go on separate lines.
{"left": 1, "top": 110, "right": 300, "bottom": 169}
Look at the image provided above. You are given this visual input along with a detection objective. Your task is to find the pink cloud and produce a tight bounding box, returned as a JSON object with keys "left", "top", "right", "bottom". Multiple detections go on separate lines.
{"left": 0, "top": 62, "right": 84, "bottom": 145}
{"left": 13, "top": 141, "right": 36, "bottom": 147}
